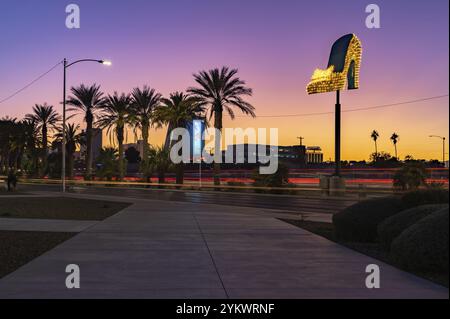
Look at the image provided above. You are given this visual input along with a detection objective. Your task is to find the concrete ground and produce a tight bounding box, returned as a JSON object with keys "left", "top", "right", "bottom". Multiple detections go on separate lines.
{"left": 0, "top": 193, "right": 448, "bottom": 299}
{"left": 0, "top": 218, "right": 97, "bottom": 232}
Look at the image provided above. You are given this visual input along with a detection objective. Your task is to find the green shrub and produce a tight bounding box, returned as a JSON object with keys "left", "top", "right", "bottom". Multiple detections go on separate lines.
{"left": 391, "top": 207, "right": 449, "bottom": 273}
{"left": 378, "top": 204, "right": 447, "bottom": 250}
{"left": 393, "top": 162, "right": 427, "bottom": 191}
{"left": 333, "top": 197, "right": 403, "bottom": 242}
{"left": 401, "top": 189, "right": 449, "bottom": 209}
{"left": 252, "top": 164, "right": 289, "bottom": 193}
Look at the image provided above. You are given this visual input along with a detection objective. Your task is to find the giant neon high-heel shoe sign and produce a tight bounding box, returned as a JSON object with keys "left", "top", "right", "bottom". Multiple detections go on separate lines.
{"left": 306, "top": 34, "right": 362, "bottom": 181}
{"left": 307, "top": 34, "right": 362, "bottom": 94}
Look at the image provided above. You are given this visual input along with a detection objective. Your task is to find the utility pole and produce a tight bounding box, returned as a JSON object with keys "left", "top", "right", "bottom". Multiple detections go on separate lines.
{"left": 297, "top": 136, "right": 304, "bottom": 146}
{"left": 335, "top": 90, "right": 341, "bottom": 176}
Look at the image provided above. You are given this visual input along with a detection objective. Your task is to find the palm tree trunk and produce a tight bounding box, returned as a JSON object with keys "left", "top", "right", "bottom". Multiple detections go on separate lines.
{"left": 117, "top": 126, "right": 125, "bottom": 181}
{"left": 68, "top": 151, "right": 74, "bottom": 179}
{"left": 176, "top": 163, "right": 184, "bottom": 185}
{"left": 141, "top": 122, "right": 150, "bottom": 181}
{"left": 158, "top": 171, "right": 165, "bottom": 184}
{"left": 85, "top": 118, "right": 93, "bottom": 179}
{"left": 374, "top": 140, "right": 378, "bottom": 162}
{"left": 394, "top": 144, "right": 398, "bottom": 159}
{"left": 142, "top": 122, "right": 150, "bottom": 160}
{"left": 213, "top": 109, "right": 222, "bottom": 186}
{"left": 41, "top": 125, "right": 48, "bottom": 177}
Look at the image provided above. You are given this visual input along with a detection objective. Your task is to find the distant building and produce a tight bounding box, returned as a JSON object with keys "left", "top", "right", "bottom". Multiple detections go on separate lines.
{"left": 306, "top": 146, "right": 324, "bottom": 164}
{"left": 223, "top": 144, "right": 323, "bottom": 166}
{"left": 224, "top": 144, "right": 278, "bottom": 164}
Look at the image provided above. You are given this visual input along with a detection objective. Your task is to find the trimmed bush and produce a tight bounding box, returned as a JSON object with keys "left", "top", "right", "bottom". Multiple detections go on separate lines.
{"left": 252, "top": 163, "right": 289, "bottom": 194}
{"left": 401, "top": 189, "right": 449, "bottom": 209}
{"left": 378, "top": 204, "right": 448, "bottom": 250}
{"left": 391, "top": 207, "right": 449, "bottom": 273}
{"left": 393, "top": 162, "right": 427, "bottom": 191}
{"left": 333, "top": 197, "right": 403, "bottom": 242}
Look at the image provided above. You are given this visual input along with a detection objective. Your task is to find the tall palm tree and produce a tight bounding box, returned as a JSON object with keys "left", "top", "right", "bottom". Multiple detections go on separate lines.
{"left": 155, "top": 92, "right": 205, "bottom": 184}
{"left": 16, "top": 119, "right": 39, "bottom": 174}
{"left": 390, "top": 132, "right": 399, "bottom": 159}
{"left": 25, "top": 104, "right": 61, "bottom": 176}
{"left": 66, "top": 84, "right": 105, "bottom": 179}
{"left": 96, "top": 92, "right": 133, "bottom": 180}
{"left": 0, "top": 117, "right": 17, "bottom": 172}
{"left": 371, "top": 130, "right": 380, "bottom": 162}
{"left": 188, "top": 67, "right": 255, "bottom": 185}
{"left": 130, "top": 86, "right": 162, "bottom": 167}
{"left": 9, "top": 120, "right": 33, "bottom": 171}
{"left": 0, "top": 118, "right": 39, "bottom": 175}
{"left": 55, "top": 123, "right": 83, "bottom": 178}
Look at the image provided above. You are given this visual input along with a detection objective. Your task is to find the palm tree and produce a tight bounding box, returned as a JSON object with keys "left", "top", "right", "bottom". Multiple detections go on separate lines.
{"left": 66, "top": 84, "right": 105, "bottom": 179}
{"left": 371, "top": 130, "right": 380, "bottom": 162}
{"left": 25, "top": 104, "right": 61, "bottom": 176}
{"left": 96, "top": 147, "right": 119, "bottom": 181}
{"left": 0, "top": 118, "right": 39, "bottom": 175}
{"left": 155, "top": 92, "right": 205, "bottom": 184}
{"left": 390, "top": 132, "right": 399, "bottom": 159}
{"left": 9, "top": 120, "right": 33, "bottom": 172}
{"left": 130, "top": 86, "right": 162, "bottom": 172}
{"left": 17, "top": 119, "right": 39, "bottom": 174}
{"left": 188, "top": 67, "right": 255, "bottom": 185}
{"left": 0, "top": 117, "right": 17, "bottom": 172}
{"left": 96, "top": 92, "right": 133, "bottom": 180}
{"left": 55, "top": 123, "right": 83, "bottom": 178}
{"left": 150, "top": 146, "right": 171, "bottom": 185}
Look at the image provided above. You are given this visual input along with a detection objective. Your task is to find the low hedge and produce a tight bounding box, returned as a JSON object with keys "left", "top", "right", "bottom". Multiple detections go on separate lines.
{"left": 333, "top": 197, "right": 403, "bottom": 242}
{"left": 391, "top": 207, "right": 449, "bottom": 273}
{"left": 377, "top": 204, "right": 448, "bottom": 250}
{"left": 401, "top": 189, "right": 449, "bottom": 209}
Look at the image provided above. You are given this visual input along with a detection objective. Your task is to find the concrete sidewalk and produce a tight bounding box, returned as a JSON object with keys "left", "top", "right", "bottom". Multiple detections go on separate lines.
{"left": 0, "top": 218, "right": 97, "bottom": 233}
{"left": 0, "top": 193, "right": 447, "bottom": 299}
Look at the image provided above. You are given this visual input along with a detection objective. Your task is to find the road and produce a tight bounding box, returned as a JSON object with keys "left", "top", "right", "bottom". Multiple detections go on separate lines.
{"left": 21, "top": 183, "right": 356, "bottom": 215}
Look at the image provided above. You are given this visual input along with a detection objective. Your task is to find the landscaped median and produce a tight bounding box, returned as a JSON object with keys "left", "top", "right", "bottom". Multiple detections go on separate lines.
{"left": 282, "top": 189, "right": 449, "bottom": 287}
{"left": 0, "top": 196, "right": 130, "bottom": 279}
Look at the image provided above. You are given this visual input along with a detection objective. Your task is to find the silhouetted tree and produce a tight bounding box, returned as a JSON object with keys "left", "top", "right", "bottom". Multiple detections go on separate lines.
{"left": 67, "top": 84, "right": 105, "bottom": 179}
{"left": 188, "top": 67, "right": 255, "bottom": 185}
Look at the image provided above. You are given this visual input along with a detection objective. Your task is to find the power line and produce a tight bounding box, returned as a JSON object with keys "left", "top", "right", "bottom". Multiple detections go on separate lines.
{"left": 235, "top": 94, "right": 449, "bottom": 118}
{"left": 0, "top": 61, "right": 63, "bottom": 105}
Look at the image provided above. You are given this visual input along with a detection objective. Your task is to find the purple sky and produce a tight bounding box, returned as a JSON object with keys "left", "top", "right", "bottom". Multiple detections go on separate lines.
{"left": 0, "top": 0, "right": 448, "bottom": 160}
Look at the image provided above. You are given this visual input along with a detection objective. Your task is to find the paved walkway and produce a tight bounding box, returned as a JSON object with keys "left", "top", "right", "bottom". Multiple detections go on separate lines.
{"left": 0, "top": 193, "right": 447, "bottom": 299}
{"left": 0, "top": 218, "right": 98, "bottom": 232}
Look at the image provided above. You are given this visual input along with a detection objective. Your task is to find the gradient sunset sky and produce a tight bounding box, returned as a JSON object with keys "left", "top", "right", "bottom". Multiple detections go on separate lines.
{"left": 0, "top": 0, "right": 448, "bottom": 161}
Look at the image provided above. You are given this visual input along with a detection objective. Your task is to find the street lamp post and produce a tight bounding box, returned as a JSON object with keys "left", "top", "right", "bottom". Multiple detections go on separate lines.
{"left": 62, "top": 58, "right": 111, "bottom": 192}
{"left": 429, "top": 135, "right": 446, "bottom": 166}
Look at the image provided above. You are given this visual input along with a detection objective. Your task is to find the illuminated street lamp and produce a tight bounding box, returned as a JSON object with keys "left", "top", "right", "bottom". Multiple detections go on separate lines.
{"left": 62, "top": 58, "right": 111, "bottom": 192}
{"left": 429, "top": 135, "right": 446, "bottom": 165}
